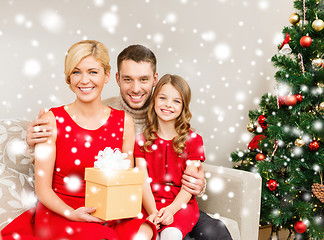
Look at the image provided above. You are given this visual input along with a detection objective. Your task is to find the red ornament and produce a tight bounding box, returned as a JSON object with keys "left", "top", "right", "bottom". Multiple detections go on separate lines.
{"left": 255, "top": 153, "right": 265, "bottom": 161}
{"left": 300, "top": 36, "right": 312, "bottom": 48}
{"left": 309, "top": 140, "right": 320, "bottom": 151}
{"left": 266, "top": 179, "right": 278, "bottom": 191}
{"left": 248, "top": 135, "right": 266, "bottom": 150}
{"left": 295, "top": 94, "right": 303, "bottom": 103}
{"left": 294, "top": 220, "right": 307, "bottom": 233}
{"left": 258, "top": 115, "right": 268, "bottom": 129}
{"left": 278, "top": 96, "right": 286, "bottom": 106}
{"left": 284, "top": 95, "right": 297, "bottom": 106}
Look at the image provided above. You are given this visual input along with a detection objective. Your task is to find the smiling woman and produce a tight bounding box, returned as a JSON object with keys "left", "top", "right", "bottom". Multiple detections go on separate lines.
{"left": 0, "top": 40, "right": 157, "bottom": 240}
{"left": 69, "top": 56, "right": 110, "bottom": 104}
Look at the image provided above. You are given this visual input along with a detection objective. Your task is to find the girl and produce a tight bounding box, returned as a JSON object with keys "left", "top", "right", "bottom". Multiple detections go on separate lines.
{"left": 134, "top": 74, "right": 205, "bottom": 240}
{"left": 1, "top": 40, "right": 156, "bottom": 240}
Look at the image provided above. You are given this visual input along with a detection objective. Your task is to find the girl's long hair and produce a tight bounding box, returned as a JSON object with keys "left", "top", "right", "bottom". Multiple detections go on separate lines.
{"left": 143, "top": 74, "right": 192, "bottom": 155}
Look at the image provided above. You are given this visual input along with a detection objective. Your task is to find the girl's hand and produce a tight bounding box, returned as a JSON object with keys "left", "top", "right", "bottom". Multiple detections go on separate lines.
{"left": 155, "top": 207, "right": 174, "bottom": 226}
{"left": 67, "top": 207, "right": 105, "bottom": 223}
{"left": 147, "top": 212, "right": 160, "bottom": 230}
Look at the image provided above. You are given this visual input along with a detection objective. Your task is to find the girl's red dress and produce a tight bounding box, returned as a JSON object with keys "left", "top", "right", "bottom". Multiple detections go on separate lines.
{"left": 134, "top": 131, "right": 205, "bottom": 237}
{"left": 1, "top": 106, "right": 157, "bottom": 240}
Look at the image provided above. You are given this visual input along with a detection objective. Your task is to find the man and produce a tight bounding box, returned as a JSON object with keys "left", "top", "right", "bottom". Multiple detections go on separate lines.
{"left": 27, "top": 44, "right": 232, "bottom": 240}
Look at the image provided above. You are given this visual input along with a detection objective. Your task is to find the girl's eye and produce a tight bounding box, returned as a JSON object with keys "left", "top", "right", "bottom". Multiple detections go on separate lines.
{"left": 174, "top": 100, "right": 181, "bottom": 104}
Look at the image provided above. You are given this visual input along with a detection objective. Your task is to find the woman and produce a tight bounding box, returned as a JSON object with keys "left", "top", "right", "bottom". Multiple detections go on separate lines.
{"left": 1, "top": 40, "right": 156, "bottom": 240}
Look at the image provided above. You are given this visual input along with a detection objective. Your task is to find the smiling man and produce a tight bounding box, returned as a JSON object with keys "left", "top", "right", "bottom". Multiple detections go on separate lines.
{"left": 26, "top": 44, "right": 232, "bottom": 240}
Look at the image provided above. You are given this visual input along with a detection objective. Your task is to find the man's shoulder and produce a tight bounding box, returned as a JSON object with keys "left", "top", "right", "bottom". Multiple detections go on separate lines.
{"left": 102, "top": 96, "right": 122, "bottom": 110}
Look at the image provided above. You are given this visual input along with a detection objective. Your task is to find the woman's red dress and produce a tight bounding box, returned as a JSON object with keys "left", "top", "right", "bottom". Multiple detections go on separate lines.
{"left": 1, "top": 106, "right": 156, "bottom": 240}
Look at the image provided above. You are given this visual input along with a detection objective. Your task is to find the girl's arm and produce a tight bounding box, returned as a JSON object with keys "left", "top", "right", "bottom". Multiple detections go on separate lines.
{"left": 135, "top": 157, "right": 158, "bottom": 220}
{"left": 122, "top": 113, "right": 135, "bottom": 167}
{"left": 156, "top": 160, "right": 200, "bottom": 225}
{"left": 34, "top": 111, "right": 102, "bottom": 222}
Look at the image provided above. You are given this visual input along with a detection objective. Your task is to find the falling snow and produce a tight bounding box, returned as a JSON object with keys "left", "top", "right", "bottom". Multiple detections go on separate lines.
{"left": 0, "top": 0, "right": 294, "bottom": 171}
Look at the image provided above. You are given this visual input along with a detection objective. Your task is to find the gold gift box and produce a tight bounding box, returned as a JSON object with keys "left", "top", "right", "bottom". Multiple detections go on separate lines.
{"left": 85, "top": 167, "right": 144, "bottom": 221}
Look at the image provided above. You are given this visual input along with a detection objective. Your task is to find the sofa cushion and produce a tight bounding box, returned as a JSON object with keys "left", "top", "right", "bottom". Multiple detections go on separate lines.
{"left": 0, "top": 119, "right": 37, "bottom": 230}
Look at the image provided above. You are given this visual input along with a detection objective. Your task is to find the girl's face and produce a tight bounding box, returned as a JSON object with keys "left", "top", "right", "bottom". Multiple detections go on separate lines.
{"left": 69, "top": 55, "right": 110, "bottom": 103}
{"left": 154, "top": 83, "right": 183, "bottom": 124}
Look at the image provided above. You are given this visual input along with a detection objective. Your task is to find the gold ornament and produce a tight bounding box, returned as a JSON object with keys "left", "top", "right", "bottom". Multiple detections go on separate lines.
{"left": 294, "top": 138, "right": 305, "bottom": 147}
{"left": 247, "top": 122, "right": 256, "bottom": 132}
{"left": 312, "top": 58, "right": 324, "bottom": 68}
{"left": 289, "top": 13, "right": 300, "bottom": 25}
{"left": 312, "top": 19, "right": 324, "bottom": 32}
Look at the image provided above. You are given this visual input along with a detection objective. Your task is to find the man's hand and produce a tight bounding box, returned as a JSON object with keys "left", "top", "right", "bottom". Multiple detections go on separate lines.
{"left": 181, "top": 163, "right": 205, "bottom": 196}
{"left": 26, "top": 108, "right": 52, "bottom": 147}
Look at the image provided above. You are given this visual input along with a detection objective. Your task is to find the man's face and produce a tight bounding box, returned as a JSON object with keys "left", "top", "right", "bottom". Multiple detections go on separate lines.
{"left": 116, "top": 60, "right": 158, "bottom": 110}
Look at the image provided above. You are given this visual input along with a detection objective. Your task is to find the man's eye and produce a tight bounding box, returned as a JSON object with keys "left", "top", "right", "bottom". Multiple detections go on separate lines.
{"left": 141, "top": 78, "right": 148, "bottom": 82}
{"left": 124, "top": 78, "right": 131, "bottom": 82}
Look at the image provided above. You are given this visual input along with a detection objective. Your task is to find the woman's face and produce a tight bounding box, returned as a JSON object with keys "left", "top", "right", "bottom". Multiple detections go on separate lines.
{"left": 154, "top": 83, "right": 183, "bottom": 124}
{"left": 69, "top": 55, "right": 110, "bottom": 103}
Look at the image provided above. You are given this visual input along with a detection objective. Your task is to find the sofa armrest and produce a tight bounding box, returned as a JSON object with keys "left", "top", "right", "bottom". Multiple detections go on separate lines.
{"left": 197, "top": 163, "right": 261, "bottom": 240}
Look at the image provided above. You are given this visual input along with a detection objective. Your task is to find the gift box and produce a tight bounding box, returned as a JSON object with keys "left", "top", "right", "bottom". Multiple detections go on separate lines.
{"left": 85, "top": 167, "right": 145, "bottom": 221}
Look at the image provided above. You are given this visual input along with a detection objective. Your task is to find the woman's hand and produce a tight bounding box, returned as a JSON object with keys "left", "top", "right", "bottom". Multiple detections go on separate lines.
{"left": 155, "top": 207, "right": 174, "bottom": 226}
{"left": 67, "top": 207, "right": 105, "bottom": 223}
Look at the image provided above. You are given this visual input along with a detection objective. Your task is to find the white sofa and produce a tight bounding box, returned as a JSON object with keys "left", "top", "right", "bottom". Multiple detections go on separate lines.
{"left": 0, "top": 118, "right": 262, "bottom": 240}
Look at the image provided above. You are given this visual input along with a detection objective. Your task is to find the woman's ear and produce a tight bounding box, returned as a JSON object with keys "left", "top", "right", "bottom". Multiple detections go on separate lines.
{"left": 105, "top": 71, "right": 111, "bottom": 84}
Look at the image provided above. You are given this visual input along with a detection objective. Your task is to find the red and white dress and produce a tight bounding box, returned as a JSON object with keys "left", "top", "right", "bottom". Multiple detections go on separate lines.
{"left": 1, "top": 105, "right": 157, "bottom": 240}
{"left": 134, "top": 131, "right": 205, "bottom": 237}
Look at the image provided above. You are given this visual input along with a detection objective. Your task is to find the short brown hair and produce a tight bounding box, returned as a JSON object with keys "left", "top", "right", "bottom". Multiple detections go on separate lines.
{"left": 117, "top": 45, "right": 157, "bottom": 74}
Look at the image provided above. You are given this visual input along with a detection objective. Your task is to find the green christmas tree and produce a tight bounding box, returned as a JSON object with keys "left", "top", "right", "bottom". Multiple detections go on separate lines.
{"left": 231, "top": 0, "right": 323, "bottom": 239}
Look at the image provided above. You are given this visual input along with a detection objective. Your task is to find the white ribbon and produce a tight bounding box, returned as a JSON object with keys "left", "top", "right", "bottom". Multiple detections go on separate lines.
{"left": 94, "top": 147, "right": 130, "bottom": 170}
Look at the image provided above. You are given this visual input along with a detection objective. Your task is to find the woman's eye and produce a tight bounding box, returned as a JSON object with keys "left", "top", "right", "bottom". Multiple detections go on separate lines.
{"left": 90, "top": 71, "right": 98, "bottom": 74}
{"left": 72, "top": 71, "right": 80, "bottom": 75}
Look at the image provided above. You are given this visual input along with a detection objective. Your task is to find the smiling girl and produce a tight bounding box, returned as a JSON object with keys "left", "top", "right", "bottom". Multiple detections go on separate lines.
{"left": 134, "top": 74, "right": 205, "bottom": 240}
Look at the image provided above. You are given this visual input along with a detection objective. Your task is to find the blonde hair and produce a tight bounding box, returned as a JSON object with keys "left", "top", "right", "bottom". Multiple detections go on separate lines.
{"left": 143, "top": 74, "right": 192, "bottom": 155}
{"left": 64, "top": 40, "right": 111, "bottom": 85}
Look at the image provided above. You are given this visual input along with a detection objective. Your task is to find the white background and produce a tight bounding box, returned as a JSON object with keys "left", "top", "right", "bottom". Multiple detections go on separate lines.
{"left": 0, "top": 0, "right": 294, "bottom": 167}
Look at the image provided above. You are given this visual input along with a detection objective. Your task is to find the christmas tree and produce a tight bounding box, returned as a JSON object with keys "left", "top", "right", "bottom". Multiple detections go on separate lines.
{"left": 231, "top": 0, "right": 323, "bottom": 239}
